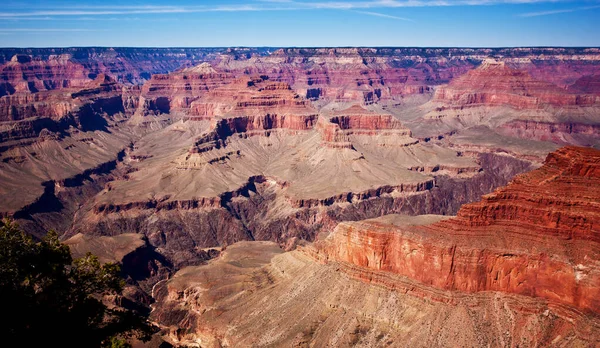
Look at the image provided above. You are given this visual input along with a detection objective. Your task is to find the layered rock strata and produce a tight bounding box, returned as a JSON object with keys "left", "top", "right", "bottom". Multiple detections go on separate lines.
{"left": 149, "top": 146, "right": 600, "bottom": 346}
{"left": 2, "top": 47, "right": 600, "bottom": 287}
{"left": 432, "top": 60, "right": 599, "bottom": 109}
{"left": 416, "top": 59, "right": 600, "bottom": 155}
{"left": 317, "top": 146, "right": 600, "bottom": 314}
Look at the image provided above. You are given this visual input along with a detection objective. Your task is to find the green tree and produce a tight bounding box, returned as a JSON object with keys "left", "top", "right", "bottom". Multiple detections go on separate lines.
{"left": 0, "top": 219, "right": 155, "bottom": 347}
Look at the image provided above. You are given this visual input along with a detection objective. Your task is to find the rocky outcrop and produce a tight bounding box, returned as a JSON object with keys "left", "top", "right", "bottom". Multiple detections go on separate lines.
{"left": 432, "top": 60, "right": 600, "bottom": 109}
{"left": 498, "top": 119, "right": 600, "bottom": 145}
{"left": 0, "top": 92, "right": 79, "bottom": 122}
{"left": 317, "top": 105, "right": 415, "bottom": 148}
{"left": 447, "top": 146, "right": 600, "bottom": 240}
{"left": 0, "top": 74, "right": 129, "bottom": 140}
{"left": 0, "top": 54, "right": 91, "bottom": 94}
{"left": 188, "top": 113, "right": 319, "bottom": 154}
{"left": 317, "top": 146, "right": 600, "bottom": 314}
{"left": 138, "top": 68, "right": 235, "bottom": 116}
{"left": 151, "top": 235, "right": 600, "bottom": 347}
{"left": 72, "top": 152, "right": 529, "bottom": 269}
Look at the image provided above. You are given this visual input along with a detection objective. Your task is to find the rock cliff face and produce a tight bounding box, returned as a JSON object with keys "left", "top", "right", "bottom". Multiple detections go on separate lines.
{"left": 0, "top": 54, "right": 91, "bottom": 95}
{"left": 149, "top": 148, "right": 600, "bottom": 345}
{"left": 0, "top": 48, "right": 229, "bottom": 84}
{"left": 415, "top": 59, "right": 600, "bottom": 154}
{"left": 151, "top": 243, "right": 600, "bottom": 347}
{"left": 0, "top": 74, "right": 127, "bottom": 143}
{"left": 449, "top": 146, "right": 600, "bottom": 241}
{"left": 148, "top": 146, "right": 600, "bottom": 346}
{"left": 432, "top": 60, "right": 599, "bottom": 109}
{"left": 317, "top": 146, "right": 600, "bottom": 314}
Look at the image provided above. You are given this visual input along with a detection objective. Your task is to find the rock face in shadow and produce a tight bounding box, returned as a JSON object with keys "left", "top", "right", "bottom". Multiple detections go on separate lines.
{"left": 72, "top": 152, "right": 528, "bottom": 269}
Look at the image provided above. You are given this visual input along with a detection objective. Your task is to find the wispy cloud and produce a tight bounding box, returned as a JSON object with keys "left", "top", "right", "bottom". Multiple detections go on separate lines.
{"left": 0, "top": 1, "right": 587, "bottom": 17}
{"left": 352, "top": 10, "right": 414, "bottom": 21}
{"left": 519, "top": 4, "right": 600, "bottom": 17}
{"left": 518, "top": 8, "right": 575, "bottom": 16}
{"left": 0, "top": 1, "right": 595, "bottom": 19}
{"left": 0, "top": 28, "right": 108, "bottom": 32}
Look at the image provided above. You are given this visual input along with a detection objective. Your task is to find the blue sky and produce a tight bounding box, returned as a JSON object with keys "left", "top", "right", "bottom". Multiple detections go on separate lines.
{"left": 0, "top": 0, "right": 599, "bottom": 47}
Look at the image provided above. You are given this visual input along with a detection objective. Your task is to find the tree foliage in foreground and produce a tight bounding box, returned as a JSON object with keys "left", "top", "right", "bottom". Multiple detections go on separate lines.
{"left": 0, "top": 219, "right": 155, "bottom": 347}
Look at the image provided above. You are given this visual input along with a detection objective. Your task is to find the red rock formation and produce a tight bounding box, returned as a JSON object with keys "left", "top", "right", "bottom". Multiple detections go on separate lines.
{"left": 316, "top": 105, "right": 413, "bottom": 148}
{"left": 0, "top": 92, "right": 79, "bottom": 121}
{"left": 0, "top": 54, "right": 91, "bottom": 94}
{"left": 315, "top": 116, "right": 354, "bottom": 148}
{"left": 137, "top": 63, "right": 236, "bottom": 116}
{"left": 0, "top": 67, "right": 123, "bottom": 122}
{"left": 317, "top": 146, "right": 600, "bottom": 315}
{"left": 0, "top": 73, "right": 129, "bottom": 141}
{"left": 433, "top": 60, "right": 600, "bottom": 109}
{"left": 448, "top": 146, "right": 600, "bottom": 240}
{"left": 568, "top": 75, "right": 600, "bottom": 95}
{"left": 181, "top": 76, "right": 320, "bottom": 154}
{"left": 498, "top": 119, "right": 600, "bottom": 145}
{"left": 213, "top": 48, "right": 471, "bottom": 104}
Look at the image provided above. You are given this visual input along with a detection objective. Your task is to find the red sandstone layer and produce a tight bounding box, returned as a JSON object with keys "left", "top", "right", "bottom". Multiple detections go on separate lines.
{"left": 433, "top": 60, "right": 600, "bottom": 109}
{"left": 0, "top": 54, "right": 91, "bottom": 95}
{"left": 498, "top": 120, "right": 600, "bottom": 145}
{"left": 138, "top": 64, "right": 236, "bottom": 116}
{"left": 316, "top": 146, "right": 600, "bottom": 315}
{"left": 315, "top": 105, "right": 414, "bottom": 148}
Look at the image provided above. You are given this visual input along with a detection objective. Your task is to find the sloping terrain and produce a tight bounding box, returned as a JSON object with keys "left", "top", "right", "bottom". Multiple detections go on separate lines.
{"left": 1, "top": 48, "right": 600, "bottom": 341}
{"left": 152, "top": 146, "right": 600, "bottom": 347}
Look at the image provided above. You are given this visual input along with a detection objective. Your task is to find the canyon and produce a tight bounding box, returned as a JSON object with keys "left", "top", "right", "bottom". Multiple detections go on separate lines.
{"left": 0, "top": 47, "right": 599, "bottom": 346}
{"left": 152, "top": 146, "right": 600, "bottom": 347}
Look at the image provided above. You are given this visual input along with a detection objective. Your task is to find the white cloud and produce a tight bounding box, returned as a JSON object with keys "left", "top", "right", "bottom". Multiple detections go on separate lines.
{"left": 518, "top": 4, "right": 600, "bottom": 17}
{"left": 0, "top": 28, "right": 107, "bottom": 32}
{"left": 352, "top": 10, "right": 414, "bottom": 21}
{"left": 0, "top": 1, "right": 595, "bottom": 19}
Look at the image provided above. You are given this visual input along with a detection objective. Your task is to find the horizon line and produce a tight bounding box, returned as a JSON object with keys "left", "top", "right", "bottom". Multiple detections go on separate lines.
{"left": 1, "top": 45, "right": 600, "bottom": 49}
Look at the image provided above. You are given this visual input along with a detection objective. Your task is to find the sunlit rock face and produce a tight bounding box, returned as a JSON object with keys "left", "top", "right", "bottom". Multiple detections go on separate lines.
{"left": 317, "top": 146, "right": 600, "bottom": 314}
{"left": 149, "top": 148, "right": 600, "bottom": 347}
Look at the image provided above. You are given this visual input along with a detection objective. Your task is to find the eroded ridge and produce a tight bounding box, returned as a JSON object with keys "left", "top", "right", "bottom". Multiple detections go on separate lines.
{"left": 432, "top": 60, "right": 600, "bottom": 110}
{"left": 316, "top": 146, "right": 600, "bottom": 314}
